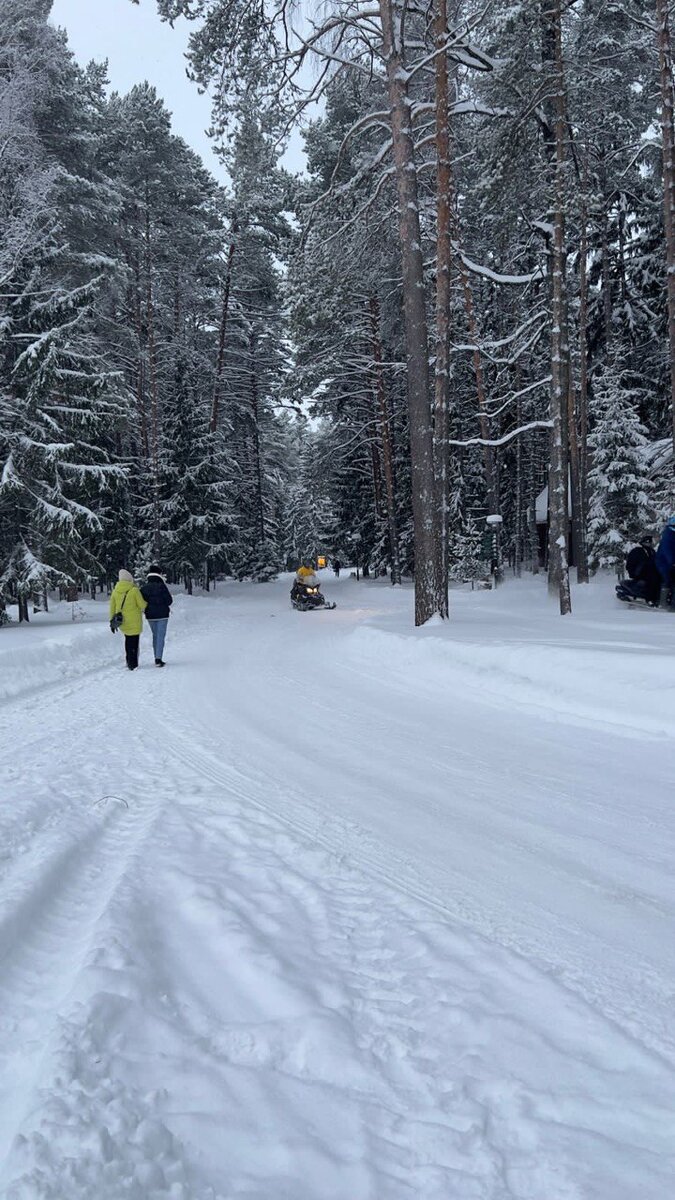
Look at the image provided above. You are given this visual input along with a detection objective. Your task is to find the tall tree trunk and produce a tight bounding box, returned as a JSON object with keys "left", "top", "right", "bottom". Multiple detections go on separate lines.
{"left": 578, "top": 146, "right": 590, "bottom": 573}
{"left": 547, "top": 0, "right": 572, "bottom": 614}
{"left": 561, "top": 223, "right": 588, "bottom": 582}
{"left": 132, "top": 246, "right": 149, "bottom": 459}
{"left": 568, "top": 382, "right": 587, "bottom": 581}
{"left": 617, "top": 193, "right": 628, "bottom": 306}
{"left": 210, "top": 219, "right": 238, "bottom": 434}
{"left": 369, "top": 295, "right": 402, "bottom": 584}
{"left": 248, "top": 326, "right": 265, "bottom": 545}
{"left": 456, "top": 249, "right": 499, "bottom": 514}
{"left": 145, "top": 198, "right": 161, "bottom": 557}
{"left": 529, "top": 452, "right": 541, "bottom": 576}
{"left": 656, "top": 0, "right": 675, "bottom": 469}
{"left": 379, "top": 0, "right": 441, "bottom": 625}
{"left": 600, "top": 178, "right": 613, "bottom": 348}
{"left": 369, "top": 419, "right": 384, "bottom": 516}
{"left": 514, "top": 371, "right": 523, "bottom": 576}
{"left": 433, "top": 0, "right": 452, "bottom": 616}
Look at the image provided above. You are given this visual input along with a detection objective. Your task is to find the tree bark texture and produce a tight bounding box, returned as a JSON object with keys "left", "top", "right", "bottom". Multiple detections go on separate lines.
{"left": 456, "top": 249, "right": 499, "bottom": 515}
{"left": 210, "top": 219, "right": 238, "bottom": 434}
{"left": 433, "top": 0, "right": 452, "bottom": 617}
{"left": 248, "top": 325, "right": 266, "bottom": 546}
{"left": 144, "top": 198, "right": 162, "bottom": 557}
{"left": 379, "top": 0, "right": 442, "bottom": 625}
{"left": 656, "top": 0, "right": 675, "bottom": 470}
{"left": 369, "top": 295, "right": 402, "bottom": 584}
{"left": 578, "top": 148, "right": 590, "bottom": 575}
{"left": 546, "top": 0, "right": 572, "bottom": 614}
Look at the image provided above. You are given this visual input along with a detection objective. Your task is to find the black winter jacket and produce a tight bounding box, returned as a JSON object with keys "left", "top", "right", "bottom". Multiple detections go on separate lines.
{"left": 626, "top": 545, "right": 656, "bottom": 582}
{"left": 140, "top": 574, "right": 173, "bottom": 620}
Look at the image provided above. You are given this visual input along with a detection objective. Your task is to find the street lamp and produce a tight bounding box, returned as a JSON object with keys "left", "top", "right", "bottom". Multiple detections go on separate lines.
{"left": 485, "top": 514, "right": 503, "bottom": 588}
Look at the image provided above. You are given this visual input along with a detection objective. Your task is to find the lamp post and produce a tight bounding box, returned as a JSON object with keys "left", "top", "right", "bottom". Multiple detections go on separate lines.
{"left": 485, "top": 514, "right": 503, "bottom": 588}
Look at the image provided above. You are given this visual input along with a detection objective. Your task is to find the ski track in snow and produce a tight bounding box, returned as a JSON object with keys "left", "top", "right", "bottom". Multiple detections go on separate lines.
{"left": 0, "top": 575, "right": 674, "bottom": 1198}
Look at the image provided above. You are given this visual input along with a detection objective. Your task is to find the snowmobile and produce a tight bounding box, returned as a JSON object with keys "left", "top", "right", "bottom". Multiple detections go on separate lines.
{"left": 290, "top": 578, "right": 337, "bottom": 612}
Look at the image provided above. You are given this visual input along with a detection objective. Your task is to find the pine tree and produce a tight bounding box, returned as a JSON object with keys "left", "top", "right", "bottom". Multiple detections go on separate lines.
{"left": 216, "top": 102, "right": 294, "bottom": 580}
{"left": 587, "top": 362, "right": 656, "bottom": 572}
{"left": 158, "top": 355, "right": 235, "bottom": 589}
{"left": 0, "top": 1, "right": 128, "bottom": 615}
{"left": 448, "top": 517, "right": 487, "bottom": 585}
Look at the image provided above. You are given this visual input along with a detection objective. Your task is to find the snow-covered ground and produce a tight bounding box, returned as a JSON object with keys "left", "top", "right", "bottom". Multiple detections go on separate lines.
{"left": 1, "top": 573, "right": 674, "bottom": 1199}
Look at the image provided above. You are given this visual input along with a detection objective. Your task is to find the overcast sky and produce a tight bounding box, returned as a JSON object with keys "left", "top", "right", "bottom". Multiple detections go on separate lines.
{"left": 50, "top": 0, "right": 227, "bottom": 182}
{"left": 50, "top": 0, "right": 307, "bottom": 181}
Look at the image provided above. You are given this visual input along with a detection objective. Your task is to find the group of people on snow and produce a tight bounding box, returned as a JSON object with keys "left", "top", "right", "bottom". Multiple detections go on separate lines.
{"left": 109, "top": 567, "right": 173, "bottom": 670}
{"left": 620, "top": 517, "right": 675, "bottom": 608}
{"left": 110, "top": 556, "right": 341, "bottom": 672}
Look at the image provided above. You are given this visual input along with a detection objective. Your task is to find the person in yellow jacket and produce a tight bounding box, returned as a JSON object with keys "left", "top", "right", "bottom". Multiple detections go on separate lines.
{"left": 109, "top": 568, "right": 147, "bottom": 671}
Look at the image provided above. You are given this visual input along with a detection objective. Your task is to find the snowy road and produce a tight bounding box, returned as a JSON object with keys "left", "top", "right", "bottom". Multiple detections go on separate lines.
{"left": 1, "top": 575, "right": 674, "bottom": 1198}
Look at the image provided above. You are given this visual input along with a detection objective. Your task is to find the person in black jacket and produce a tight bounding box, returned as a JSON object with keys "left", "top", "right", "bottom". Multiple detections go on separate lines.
{"left": 140, "top": 566, "right": 173, "bottom": 666}
{"left": 621, "top": 536, "right": 661, "bottom": 605}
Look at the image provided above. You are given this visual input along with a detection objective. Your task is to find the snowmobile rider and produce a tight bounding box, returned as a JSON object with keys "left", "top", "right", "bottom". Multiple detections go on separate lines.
{"left": 626, "top": 535, "right": 661, "bottom": 606}
{"left": 292, "top": 559, "right": 318, "bottom": 603}
{"left": 290, "top": 557, "right": 336, "bottom": 610}
{"left": 656, "top": 517, "right": 675, "bottom": 608}
{"left": 296, "top": 559, "right": 317, "bottom": 582}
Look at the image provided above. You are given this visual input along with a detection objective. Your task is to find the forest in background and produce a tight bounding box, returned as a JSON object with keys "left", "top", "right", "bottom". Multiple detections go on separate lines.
{"left": 1, "top": 0, "right": 675, "bottom": 624}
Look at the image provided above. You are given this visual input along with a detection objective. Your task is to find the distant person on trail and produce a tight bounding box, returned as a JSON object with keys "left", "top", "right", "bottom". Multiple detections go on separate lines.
{"left": 109, "top": 569, "right": 147, "bottom": 671}
{"left": 140, "top": 565, "right": 173, "bottom": 667}
{"left": 333, "top": 558, "right": 341, "bottom": 577}
{"left": 656, "top": 517, "right": 675, "bottom": 608}
{"left": 625, "top": 536, "right": 661, "bottom": 606}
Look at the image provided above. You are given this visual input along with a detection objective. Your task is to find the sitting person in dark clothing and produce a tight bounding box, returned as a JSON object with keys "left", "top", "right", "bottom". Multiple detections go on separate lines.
{"left": 616, "top": 535, "right": 661, "bottom": 606}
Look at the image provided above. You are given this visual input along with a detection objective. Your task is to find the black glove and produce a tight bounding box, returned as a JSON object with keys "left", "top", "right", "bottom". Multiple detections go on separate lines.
{"left": 110, "top": 619, "right": 117, "bottom": 634}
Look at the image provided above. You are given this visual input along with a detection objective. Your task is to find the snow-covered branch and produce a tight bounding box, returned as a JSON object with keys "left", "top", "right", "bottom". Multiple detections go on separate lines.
{"left": 449, "top": 421, "right": 553, "bottom": 448}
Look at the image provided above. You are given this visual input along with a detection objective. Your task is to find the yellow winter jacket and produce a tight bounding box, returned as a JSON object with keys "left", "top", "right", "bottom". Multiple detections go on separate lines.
{"left": 297, "top": 565, "right": 315, "bottom": 578}
{"left": 109, "top": 580, "right": 147, "bottom": 635}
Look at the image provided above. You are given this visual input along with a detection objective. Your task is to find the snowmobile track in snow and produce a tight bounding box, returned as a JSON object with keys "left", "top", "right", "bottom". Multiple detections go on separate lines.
{"left": 156, "top": 720, "right": 675, "bottom": 1071}
{"left": 0, "top": 795, "right": 161, "bottom": 1173}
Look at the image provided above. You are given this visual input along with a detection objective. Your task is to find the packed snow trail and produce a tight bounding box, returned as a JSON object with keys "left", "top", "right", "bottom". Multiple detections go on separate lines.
{"left": 0, "top": 575, "right": 674, "bottom": 1198}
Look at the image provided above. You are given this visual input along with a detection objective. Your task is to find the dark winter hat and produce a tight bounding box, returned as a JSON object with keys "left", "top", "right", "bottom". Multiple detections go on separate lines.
{"left": 147, "top": 564, "right": 163, "bottom": 576}
{"left": 640, "top": 535, "right": 654, "bottom": 547}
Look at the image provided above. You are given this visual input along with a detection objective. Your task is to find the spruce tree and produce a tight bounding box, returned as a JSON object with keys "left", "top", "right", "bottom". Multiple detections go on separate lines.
{"left": 587, "top": 362, "right": 656, "bottom": 573}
